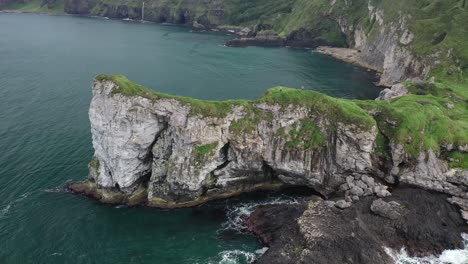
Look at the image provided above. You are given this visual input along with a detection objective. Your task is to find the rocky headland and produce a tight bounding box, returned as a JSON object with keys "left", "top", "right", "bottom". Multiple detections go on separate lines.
{"left": 67, "top": 73, "right": 468, "bottom": 262}
{"left": 5, "top": 0, "right": 465, "bottom": 262}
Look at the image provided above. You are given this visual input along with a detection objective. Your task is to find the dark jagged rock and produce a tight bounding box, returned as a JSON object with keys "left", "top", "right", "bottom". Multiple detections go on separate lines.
{"left": 248, "top": 188, "right": 467, "bottom": 264}
{"left": 245, "top": 203, "right": 307, "bottom": 246}
{"left": 225, "top": 31, "right": 285, "bottom": 47}
{"left": 225, "top": 29, "right": 335, "bottom": 48}
{"left": 370, "top": 199, "right": 404, "bottom": 220}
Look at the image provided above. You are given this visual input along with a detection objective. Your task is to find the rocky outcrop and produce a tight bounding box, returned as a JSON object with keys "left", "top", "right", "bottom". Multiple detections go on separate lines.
{"left": 64, "top": 0, "right": 92, "bottom": 15}
{"left": 69, "top": 76, "right": 468, "bottom": 221}
{"left": 64, "top": 0, "right": 226, "bottom": 24}
{"left": 226, "top": 29, "right": 335, "bottom": 48}
{"left": 69, "top": 76, "right": 380, "bottom": 207}
{"left": 315, "top": 1, "right": 430, "bottom": 86}
{"left": 370, "top": 199, "right": 405, "bottom": 220}
{"left": 376, "top": 83, "right": 408, "bottom": 100}
{"left": 247, "top": 188, "right": 468, "bottom": 264}
{"left": 226, "top": 31, "right": 285, "bottom": 47}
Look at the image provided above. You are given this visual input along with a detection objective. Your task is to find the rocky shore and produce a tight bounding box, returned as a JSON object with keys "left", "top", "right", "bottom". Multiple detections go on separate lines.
{"left": 318, "top": 46, "right": 383, "bottom": 77}
{"left": 246, "top": 187, "right": 468, "bottom": 263}
{"left": 65, "top": 74, "right": 467, "bottom": 262}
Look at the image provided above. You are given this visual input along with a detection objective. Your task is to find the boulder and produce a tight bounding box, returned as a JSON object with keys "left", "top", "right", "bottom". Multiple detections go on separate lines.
{"left": 370, "top": 199, "right": 403, "bottom": 220}
{"left": 376, "top": 83, "right": 408, "bottom": 100}
{"left": 335, "top": 200, "right": 352, "bottom": 209}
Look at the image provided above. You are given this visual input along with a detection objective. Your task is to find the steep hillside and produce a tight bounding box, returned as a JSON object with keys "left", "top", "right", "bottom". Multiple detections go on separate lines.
{"left": 2, "top": 0, "right": 468, "bottom": 85}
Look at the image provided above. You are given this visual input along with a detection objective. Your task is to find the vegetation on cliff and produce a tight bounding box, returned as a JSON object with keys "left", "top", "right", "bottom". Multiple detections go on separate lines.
{"left": 2, "top": 0, "right": 467, "bottom": 167}
{"left": 3, "top": 0, "right": 468, "bottom": 83}
{"left": 96, "top": 74, "right": 468, "bottom": 168}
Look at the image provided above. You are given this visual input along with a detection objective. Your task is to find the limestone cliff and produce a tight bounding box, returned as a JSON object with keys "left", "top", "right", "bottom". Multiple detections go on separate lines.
{"left": 69, "top": 75, "right": 467, "bottom": 220}
{"left": 73, "top": 75, "right": 378, "bottom": 207}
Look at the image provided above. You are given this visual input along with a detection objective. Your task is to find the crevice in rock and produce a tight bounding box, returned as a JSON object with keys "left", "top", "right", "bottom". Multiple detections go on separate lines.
{"left": 213, "top": 142, "right": 232, "bottom": 173}
{"left": 374, "top": 129, "right": 393, "bottom": 176}
{"left": 262, "top": 160, "right": 279, "bottom": 182}
{"left": 201, "top": 142, "right": 232, "bottom": 196}
{"left": 134, "top": 119, "right": 170, "bottom": 192}
{"left": 177, "top": 10, "right": 187, "bottom": 24}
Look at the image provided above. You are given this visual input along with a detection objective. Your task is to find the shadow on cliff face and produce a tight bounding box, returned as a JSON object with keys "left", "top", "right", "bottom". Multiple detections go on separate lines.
{"left": 247, "top": 187, "right": 468, "bottom": 264}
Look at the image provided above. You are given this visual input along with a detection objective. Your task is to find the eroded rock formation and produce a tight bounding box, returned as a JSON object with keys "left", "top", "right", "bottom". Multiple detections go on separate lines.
{"left": 70, "top": 76, "right": 379, "bottom": 207}
{"left": 69, "top": 76, "right": 468, "bottom": 223}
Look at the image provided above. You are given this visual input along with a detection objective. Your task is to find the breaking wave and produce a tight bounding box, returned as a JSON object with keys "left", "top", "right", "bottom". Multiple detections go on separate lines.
{"left": 220, "top": 195, "right": 299, "bottom": 233}
{"left": 386, "top": 233, "right": 468, "bottom": 264}
{"left": 218, "top": 250, "right": 257, "bottom": 264}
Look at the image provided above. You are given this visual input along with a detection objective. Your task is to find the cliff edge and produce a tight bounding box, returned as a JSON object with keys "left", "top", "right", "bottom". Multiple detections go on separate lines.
{"left": 69, "top": 75, "right": 467, "bottom": 224}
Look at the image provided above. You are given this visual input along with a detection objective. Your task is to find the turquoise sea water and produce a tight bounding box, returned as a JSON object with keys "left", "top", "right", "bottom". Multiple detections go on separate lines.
{"left": 0, "top": 13, "right": 381, "bottom": 263}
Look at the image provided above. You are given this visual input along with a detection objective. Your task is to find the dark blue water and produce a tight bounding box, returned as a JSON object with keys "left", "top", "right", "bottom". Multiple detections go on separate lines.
{"left": 0, "top": 13, "right": 381, "bottom": 264}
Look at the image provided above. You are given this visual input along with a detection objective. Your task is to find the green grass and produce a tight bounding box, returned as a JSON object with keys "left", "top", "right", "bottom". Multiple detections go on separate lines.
{"left": 285, "top": 119, "right": 325, "bottom": 150}
{"left": 357, "top": 87, "right": 468, "bottom": 157}
{"left": 98, "top": 74, "right": 377, "bottom": 135}
{"left": 375, "top": 131, "right": 391, "bottom": 159}
{"left": 194, "top": 143, "right": 218, "bottom": 157}
{"left": 1, "top": 0, "right": 65, "bottom": 14}
{"left": 96, "top": 74, "right": 241, "bottom": 118}
{"left": 259, "top": 87, "right": 376, "bottom": 130}
{"left": 447, "top": 151, "right": 468, "bottom": 169}
{"left": 97, "top": 73, "right": 467, "bottom": 162}
{"left": 89, "top": 155, "right": 100, "bottom": 171}
{"left": 229, "top": 105, "right": 273, "bottom": 136}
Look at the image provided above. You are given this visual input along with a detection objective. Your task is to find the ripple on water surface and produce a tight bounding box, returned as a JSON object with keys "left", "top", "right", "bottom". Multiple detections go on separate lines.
{"left": 0, "top": 13, "right": 384, "bottom": 264}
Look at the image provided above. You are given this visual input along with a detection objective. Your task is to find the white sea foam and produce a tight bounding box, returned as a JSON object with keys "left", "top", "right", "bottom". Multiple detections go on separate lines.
{"left": 218, "top": 250, "right": 257, "bottom": 264}
{"left": 220, "top": 196, "right": 299, "bottom": 232}
{"left": 387, "top": 233, "right": 468, "bottom": 264}
{"left": 0, "top": 204, "right": 11, "bottom": 218}
{"left": 0, "top": 192, "right": 31, "bottom": 218}
{"left": 44, "top": 186, "right": 65, "bottom": 193}
{"left": 255, "top": 247, "right": 269, "bottom": 255}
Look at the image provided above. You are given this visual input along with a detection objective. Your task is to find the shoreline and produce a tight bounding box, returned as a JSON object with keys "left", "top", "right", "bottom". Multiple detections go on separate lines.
{"left": 246, "top": 187, "right": 468, "bottom": 263}
{"left": 1, "top": 10, "right": 386, "bottom": 88}
{"left": 67, "top": 180, "right": 287, "bottom": 209}
{"left": 317, "top": 46, "right": 388, "bottom": 86}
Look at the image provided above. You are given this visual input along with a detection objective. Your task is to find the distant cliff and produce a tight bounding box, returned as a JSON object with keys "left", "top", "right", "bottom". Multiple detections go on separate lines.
{"left": 2, "top": 0, "right": 467, "bottom": 85}
{"left": 69, "top": 75, "right": 467, "bottom": 225}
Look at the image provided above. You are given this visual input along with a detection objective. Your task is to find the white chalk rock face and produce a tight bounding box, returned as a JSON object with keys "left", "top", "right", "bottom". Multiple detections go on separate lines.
{"left": 86, "top": 78, "right": 381, "bottom": 205}
{"left": 84, "top": 77, "right": 467, "bottom": 209}
{"left": 89, "top": 80, "right": 170, "bottom": 190}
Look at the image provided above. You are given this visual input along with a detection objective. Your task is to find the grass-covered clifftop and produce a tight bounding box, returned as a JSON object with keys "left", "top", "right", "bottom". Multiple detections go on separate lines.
{"left": 96, "top": 74, "right": 375, "bottom": 129}
{"left": 2, "top": 0, "right": 467, "bottom": 166}
{"left": 97, "top": 74, "right": 468, "bottom": 168}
